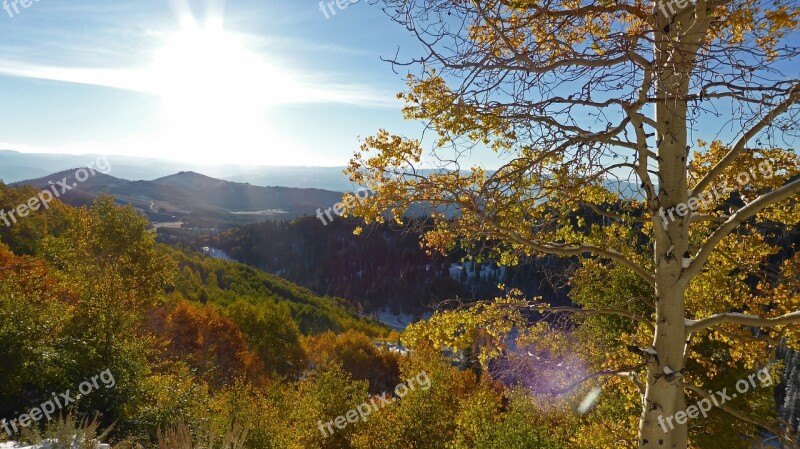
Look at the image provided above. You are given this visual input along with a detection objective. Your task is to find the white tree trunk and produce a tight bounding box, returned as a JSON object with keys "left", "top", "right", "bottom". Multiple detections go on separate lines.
{"left": 639, "top": 106, "right": 691, "bottom": 448}
{"left": 639, "top": 12, "right": 697, "bottom": 446}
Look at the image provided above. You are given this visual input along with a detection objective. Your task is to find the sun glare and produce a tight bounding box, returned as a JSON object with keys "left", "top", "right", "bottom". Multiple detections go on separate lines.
{"left": 144, "top": 19, "right": 299, "bottom": 164}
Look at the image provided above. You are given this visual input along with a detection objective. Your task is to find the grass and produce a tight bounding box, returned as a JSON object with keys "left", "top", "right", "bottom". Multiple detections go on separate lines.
{"left": 156, "top": 420, "right": 249, "bottom": 449}
{"left": 19, "top": 413, "right": 113, "bottom": 449}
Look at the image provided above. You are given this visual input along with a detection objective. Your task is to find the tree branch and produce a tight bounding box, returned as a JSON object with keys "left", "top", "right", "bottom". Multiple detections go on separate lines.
{"left": 690, "top": 83, "right": 800, "bottom": 199}
{"left": 493, "top": 224, "right": 656, "bottom": 287}
{"left": 684, "top": 177, "right": 800, "bottom": 280}
{"left": 686, "top": 311, "right": 800, "bottom": 334}
{"left": 0, "top": 258, "right": 44, "bottom": 272}
{"left": 682, "top": 382, "right": 794, "bottom": 447}
{"left": 550, "top": 364, "right": 647, "bottom": 396}
{"left": 527, "top": 304, "right": 655, "bottom": 333}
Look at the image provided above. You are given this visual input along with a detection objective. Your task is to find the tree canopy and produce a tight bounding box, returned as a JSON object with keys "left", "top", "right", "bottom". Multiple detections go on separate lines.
{"left": 345, "top": 0, "right": 800, "bottom": 447}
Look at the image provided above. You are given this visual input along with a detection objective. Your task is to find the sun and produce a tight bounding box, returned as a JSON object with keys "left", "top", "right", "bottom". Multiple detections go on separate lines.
{"left": 144, "top": 19, "right": 299, "bottom": 164}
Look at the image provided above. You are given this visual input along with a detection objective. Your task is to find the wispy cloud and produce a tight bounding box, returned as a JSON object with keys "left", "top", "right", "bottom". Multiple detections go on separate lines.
{"left": 0, "top": 59, "right": 153, "bottom": 92}
{"left": 0, "top": 57, "right": 399, "bottom": 108}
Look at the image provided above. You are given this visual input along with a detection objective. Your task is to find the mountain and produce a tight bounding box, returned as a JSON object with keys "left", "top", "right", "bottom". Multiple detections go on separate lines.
{"left": 11, "top": 170, "right": 346, "bottom": 228}
{"left": 0, "top": 151, "right": 644, "bottom": 198}
{"left": 153, "top": 172, "right": 343, "bottom": 213}
{"left": 0, "top": 150, "right": 359, "bottom": 191}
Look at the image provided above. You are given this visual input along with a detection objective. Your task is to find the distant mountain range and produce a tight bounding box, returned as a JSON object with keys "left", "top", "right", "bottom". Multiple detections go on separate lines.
{"left": 11, "top": 170, "right": 346, "bottom": 228}
{"left": 2, "top": 151, "right": 644, "bottom": 227}
{"left": 0, "top": 150, "right": 645, "bottom": 199}
{"left": 0, "top": 150, "right": 360, "bottom": 191}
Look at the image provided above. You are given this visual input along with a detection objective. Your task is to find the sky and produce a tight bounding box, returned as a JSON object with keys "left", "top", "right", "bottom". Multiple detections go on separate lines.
{"left": 0, "top": 1, "right": 796, "bottom": 171}
{"left": 0, "top": 0, "right": 442, "bottom": 166}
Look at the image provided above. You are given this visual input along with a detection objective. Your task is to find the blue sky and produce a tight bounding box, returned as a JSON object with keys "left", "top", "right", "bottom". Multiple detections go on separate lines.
{"left": 0, "top": 1, "right": 796, "bottom": 171}
{"left": 0, "top": 0, "right": 441, "bottom": 166}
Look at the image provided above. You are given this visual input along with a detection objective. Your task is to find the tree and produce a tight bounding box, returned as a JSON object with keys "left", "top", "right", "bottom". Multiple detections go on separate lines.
{"left": 304, "top": 330, "right": 400, "bottom": 393}
{"left": 0, "top": 183, "right": 71, "bottom": 255}
{"left": 0, "top": 244, "right": 71, "bottom": 416}
{"left": 226, "top": 299, "right": 307, "bottom": 379}
{"left": 154, "top": 299, "right": 267, "bottom": 389}
{"left": 42, "top": 195, "right": 176, "bottom": 421}
{"left": 345, "top": 0, "right": 800, "bottom": 447}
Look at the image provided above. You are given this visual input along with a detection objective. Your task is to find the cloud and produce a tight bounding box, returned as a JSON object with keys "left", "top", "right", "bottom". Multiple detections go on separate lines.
{"left": 0, "top": 57, "right": 399, "bottom": 109}
{"left": 0, "top": 58, "right": 154, "bottom": 93}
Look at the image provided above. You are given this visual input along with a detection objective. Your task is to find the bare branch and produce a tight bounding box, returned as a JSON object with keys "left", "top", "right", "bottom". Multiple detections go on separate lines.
{"left": 527, "top": 304, "right": 655, "bottom": 332}
{"left": 550, "top": 364, "right": 646, "bottom": 396}
{"left": 684, "top": 177, "right": 800, "bottom": 280}
{"left": 690, "top": 83, "right": 800, "bottom": 199}
{"left": 0, "top": 258, "right": 44, "bottom": 272}
{"left": 687, "top": 311, "right": 800, "bottom": 334}
{"left": 493, "top": 224, "right": 656, "bottom": 287}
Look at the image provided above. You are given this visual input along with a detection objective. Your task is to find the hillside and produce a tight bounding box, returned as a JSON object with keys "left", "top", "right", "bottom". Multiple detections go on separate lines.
{"left": 0, "top": 150, "right": 360, "bottom": 191}
{"left": 0, "top": 181, "right": 385, "bottom": 337}
{"left": 11, "top": 170, "right": 345, "bottom": 228}
{"left": 167, "top": 245, "right": 388, "bottom": 336}
{"left": 183, "top": 216, "right": 573, "bottom": 315}
{"left": 154, "top": 171, "right": 343, "bottom": 215}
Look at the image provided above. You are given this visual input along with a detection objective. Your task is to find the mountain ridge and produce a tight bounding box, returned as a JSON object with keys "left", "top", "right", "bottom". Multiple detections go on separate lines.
{"left": 0, "top": 150, "right": 358, "bottom": 191}
{"left": 11, "top": 169, "right": 345, "bottom": 227}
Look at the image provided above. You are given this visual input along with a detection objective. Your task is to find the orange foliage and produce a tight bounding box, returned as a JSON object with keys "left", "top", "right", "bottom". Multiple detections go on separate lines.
{"left": 0, "top": 243, "right": 66, "bottom": 301}
{"left": 147, "top": 299, "right": 267, "bottom": 389}
{"left": 304, "top": 330, "right": 401, "bottom": 393}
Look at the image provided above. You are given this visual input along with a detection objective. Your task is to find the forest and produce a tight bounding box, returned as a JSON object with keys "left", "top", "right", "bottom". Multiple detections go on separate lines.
{"left": 3, "top": 163, "right": 800, "bottom": 448}
{"left": 1, "top": 0, "right": 799, "bottom": 445}
{"left": 157, "top": 217, "right": 573, "bottom": 316}
{"left": 0, "top": 185, "right": 581, "bottom": 448}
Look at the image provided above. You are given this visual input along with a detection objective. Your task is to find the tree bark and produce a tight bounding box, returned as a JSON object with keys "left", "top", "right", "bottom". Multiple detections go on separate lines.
{"left": 639, "top": 6, "right": 699, "bottom": 447}
{"left": 639, "top": 104, "right": 691, "bottom": 448}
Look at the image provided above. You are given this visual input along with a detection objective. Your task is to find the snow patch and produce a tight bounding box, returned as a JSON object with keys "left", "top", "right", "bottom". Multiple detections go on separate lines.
{"left": 202, "top": 247, "right": 234, "bottom": 262}
{"left": 448, "top": 262, "right": 505, "bottom": 283}
{"left": 375, "top": 308, "right": 417, "bottom": 332}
